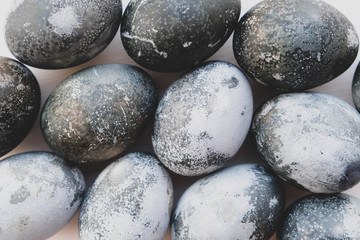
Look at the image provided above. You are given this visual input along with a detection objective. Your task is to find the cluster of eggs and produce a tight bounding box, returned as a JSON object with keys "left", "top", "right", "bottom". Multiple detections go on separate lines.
{"left": 1, "top": 0, "right": 360, "bottom": 239}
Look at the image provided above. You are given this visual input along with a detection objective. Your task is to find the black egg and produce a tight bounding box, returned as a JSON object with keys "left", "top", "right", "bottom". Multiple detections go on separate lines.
{"left": 0, "top": 57, "right": 40, "bottom": 157}
{"left": 277, "top": 194, "right": 360, "bottom": 239}
{"left": 233, "top": 0, "right": 359, "bottom": 91}
{"left": 5, "top": 0, "right": 122, "bottom": 69}
{"left": 352, "top": 62, "right": 360, "bottom": 112}
{"left": 121, "top": 0, "right": 240, "bottom": 72}
{"left": 41, "top": 64, "right": 158, "bottom": 164}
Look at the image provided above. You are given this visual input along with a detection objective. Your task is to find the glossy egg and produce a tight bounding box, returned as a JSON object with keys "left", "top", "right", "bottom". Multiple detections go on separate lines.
{"left": 152, "top": 61, "right": 253, "bottom": 176}
{"left": 252, "top": 92, "right": 360, "bottom": 193}
{"left": 79, "top": 152, "right": 173, "bottom": 240}
{"left": 5, "top": 0, "right": 122, "bottom": 69}
{"left": 0, "top": 151, "right": 85, "bottom": 240}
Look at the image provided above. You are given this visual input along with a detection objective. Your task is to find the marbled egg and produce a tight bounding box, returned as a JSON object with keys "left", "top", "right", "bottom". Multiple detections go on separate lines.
{"left": 252, "top": 92, "right": 360, "bottom": 193}
{"left": 0, "top": 57, "right": 40, "bottom": 157}
{"left": 233, "top": 0, "right": 359, "bottom": 91}
{"left": 152, "top": 61, "right": 253, "bottom": 176}
{"left": 41, "top": 64, "right": 157, "bottom": 164}
{"left": 277, "top": 194, "right": 360, "bottom": 239}
{"left": 171, "top": 163, "right": 285, "bottom": 240}
{"left": 121, "top": 0, "right": 240, "bottom": 72}
{"left": 5, "top": 0, "right": 122, "bottom": 69}
{"left": 0, "top": 151, "right": 85, "bottom": 240}
{"left": 79, "top": 152, "right": 173, "bottom": 240}
{"left": 352, "top": 62, "right": 360, "bottom": 112}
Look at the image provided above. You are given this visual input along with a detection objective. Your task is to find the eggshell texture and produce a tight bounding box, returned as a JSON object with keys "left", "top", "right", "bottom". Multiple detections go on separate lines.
{"left": 41, "top": 64, "right": 158, "bottom": 164}
{"left": 5, "top": 0, "right": 122, "bottom": 69}
{"left": 0, "top": 151, "right": 85, "bottom": 240}
{"left": 233, "top": 0, "right": 359, "bottom": 91}
{"left": 277, "top": 194, "right": 360, "bottom": 239}
{"left": 0, "top": 57, "right": 40, "bottom": 157}
{"left": 352, "top": 61, "right": 360, "bottom": 112}
{"left": 121, "top": 0, "right": 240, "bottom": 72}
{"left": 252, "top": 92, "right": 360, "bottom": 193}
{"left": 152, "top": 61, "right": 253, "bottom": 176}
{"left": 79, "top": 152, "right": 173, "bottom": 240}
{"left": 171, "top": 163, "right": 285, "bottom": 240}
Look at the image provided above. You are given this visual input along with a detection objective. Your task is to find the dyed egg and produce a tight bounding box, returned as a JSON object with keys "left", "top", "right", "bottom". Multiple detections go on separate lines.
{"left": 171, "top": 164, "right": 285, "bottom": 240}
{"left": 79, "top": 152, "right": 173, "bottom": 239}
{"left": 121, "top": 0, "right": 240, "bottom": 72}
{"left": 252, "top": 92, "right": 360, "bottom": 193}
{"left": 152, "top": 61, "right": 253, "bottom": 176}
{"left": 233, "top": 0, "right": 359, "bottom": 91}
{"left": 41, "top": 64, "right": 157, "bottom": 164}
{"left": 5, "top": 0, "right": 122, "bottom": 69}
{"left": 352, "top": 62, "right": 360, "bottom": 112}
{"left": 0, "top": 151, "right": 85, "bottom": 240}
{"left": 0, "top": 57, "right": 40, "bottom": 157}
{"left": 278, "top": 194, "right": 360, "bottom": 239}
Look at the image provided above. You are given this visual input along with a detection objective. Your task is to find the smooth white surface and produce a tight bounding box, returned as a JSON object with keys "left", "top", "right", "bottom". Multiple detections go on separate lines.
{"left": 0, "top": 0, "right": 360, "bottom": 239}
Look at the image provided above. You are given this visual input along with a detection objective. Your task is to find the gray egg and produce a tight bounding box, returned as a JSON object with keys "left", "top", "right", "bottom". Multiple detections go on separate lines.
{"left": 5, "top": 0, "right": 122, "bottom": 69}
{"left": 121, "top": 0, "right": 240, "bottom": 72}
{"left": 277, "top": 194, "right": 360, "bottom": 240}
{"left": 252, "top": 92, "right": 360, "bottom": 193}
{"left": 152, "top": 61, "right": 253, "bottom": 176}
{"left": 352, "top": 62, "right": 360, "bottom": 112}
{"left": 171, "top": 163, "right": 285, "bottom": 240}
{"left": 0, "top": 151, "right": 85, "bottom": 240}
{"left": 41, "top": 64, "right": 158, "bottom": 164}
{"left": 233, "top": 0, "right": 359, "bottom": 91}
{"left": 0, "top": 57, "right": 40, "bottom": 157}
{"left": 79, "top": 152, "right": 173, "bottom": 240}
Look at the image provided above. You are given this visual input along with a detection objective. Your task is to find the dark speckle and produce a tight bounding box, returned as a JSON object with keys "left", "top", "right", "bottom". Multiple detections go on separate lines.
{"left": 222, "top": 77, "right": 239, "bottom": 89}
{"left": 10, "top": 186, "right": 30, "bottom": 204}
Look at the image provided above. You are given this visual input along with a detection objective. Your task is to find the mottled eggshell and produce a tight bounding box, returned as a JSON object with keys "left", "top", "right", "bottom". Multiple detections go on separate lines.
{"left": 79, "top": 152, "right": 173, "bottom": 240}
{"left": 152, "top": 61, "right": 253, "bottom": 176}
{"left": 0, "top": 57, "right": 40, "bottom": 157}
{"left": 41, "top": 64, "right": 158, "bottom": 164}
{"left": 121, "top": 0, "right": 240, "bottom": 72}
{"left": 233, "top": 0, "right": 359, "bottom": 91}
{"left": 0, "top": 151, "right": 86, "bottom": 240}
{"left": 277, "top": 194, "right": 360, "bottom": 239}
{"left": 171, "top": 163, "right": 285, "bottom": 240}
{"left": 252, "top": 92, "right": 360, "bottom": 193}
{"left": 352, "top": 62, "right": 360, "bottom": 112}
{"left": 5, "top": 0, "right": 122, "bottom": 69}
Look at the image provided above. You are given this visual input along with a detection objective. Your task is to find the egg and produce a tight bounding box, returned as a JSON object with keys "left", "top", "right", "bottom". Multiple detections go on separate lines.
{"left": 252, "top": 92, "right": 360, "bottom": 193}
{"left": 171, "top": 163, "right": 285, "bottom": 240}
{"left": 352, "top": 61, "right": 360, "bottom": 112}
{"left": 233, "top": 0, "right": 359, "bottom": 91}
{"left": 277, "top": 194, "right": 360, "bottom": 239}
{"left": 0, "top": 57, "right": 40, "bottom": 157}
{"left": 121, "top": 0, "right": 240, "bottom": 72}
{"left": 152, "top": 61, "right": 253, "bottom": 176}
{"left": 0, "top": 151, "right": 85, "bottom": 240}
{"left": 41, "top": 64, "right": 158, "bottom": 164}
{"left": 79, "top": 152, "right": 173, "bottom": 239}
{"left": 5, "top": 0, "right": 122, "bottom": 69}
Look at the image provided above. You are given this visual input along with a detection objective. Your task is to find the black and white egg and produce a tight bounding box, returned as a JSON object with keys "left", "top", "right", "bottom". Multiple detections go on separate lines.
{"left": 41, "top": 64, "right": 158, "bottom": 164}
{"left": 5, "top": 0, "right": 122, "bottom": 69}
{"left": 233, "top": 0, "right": 359, "bottom": 91}
{"left": 277, "top": 194, "right": 360, "bottom": 239}
{"left": 171, "top": 163, "right": 285, "bottom": 240}
{"left": 121, "top": 0, "right": 241, "bottom": 72}
{"left": 152, "top": 61, "right": 253, "bottom": 176}
{"left": 252, "top": 92, "right": 360, "bottom": 193}
{"left": 0, "top": 151, "right": 85, "bottom": 240}
{"left": 79, "top": 152, "right": 173, "bottom": 240}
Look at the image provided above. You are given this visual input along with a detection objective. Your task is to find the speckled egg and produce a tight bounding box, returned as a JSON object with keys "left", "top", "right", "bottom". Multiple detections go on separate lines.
{"left": 5, "top": 0, "right": 122, "bottom": 69}
{"left": 79, "top": 152, "right": 173, "bottom": 239}
{"left": 252, "top": 92, "right": 360, "bottom": 193}
{"left": 41, "top": 64, "right": 157, "bottom": 164}
{"left": 233, "top": 0, "right": 359, "bottom": 91}
{"left": 152, "top": 61, "right": 253, "bottom": 176}
{"left": 171, "top": 163, "right": 285, "bottom": 240}
{"left": 0, "top": 151, "right": 85, "bottom": 240}
{"left": 352, "top": 62, "right": 360, "bottom": 112}
{"left": 0, "top": 57, "right": 40, "bottom": 157}
{"left": 277, "top": 194, "right": 360, "bottom": 239}
{"left": 121, "top": 0, "right": 240, "bottom": 72}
